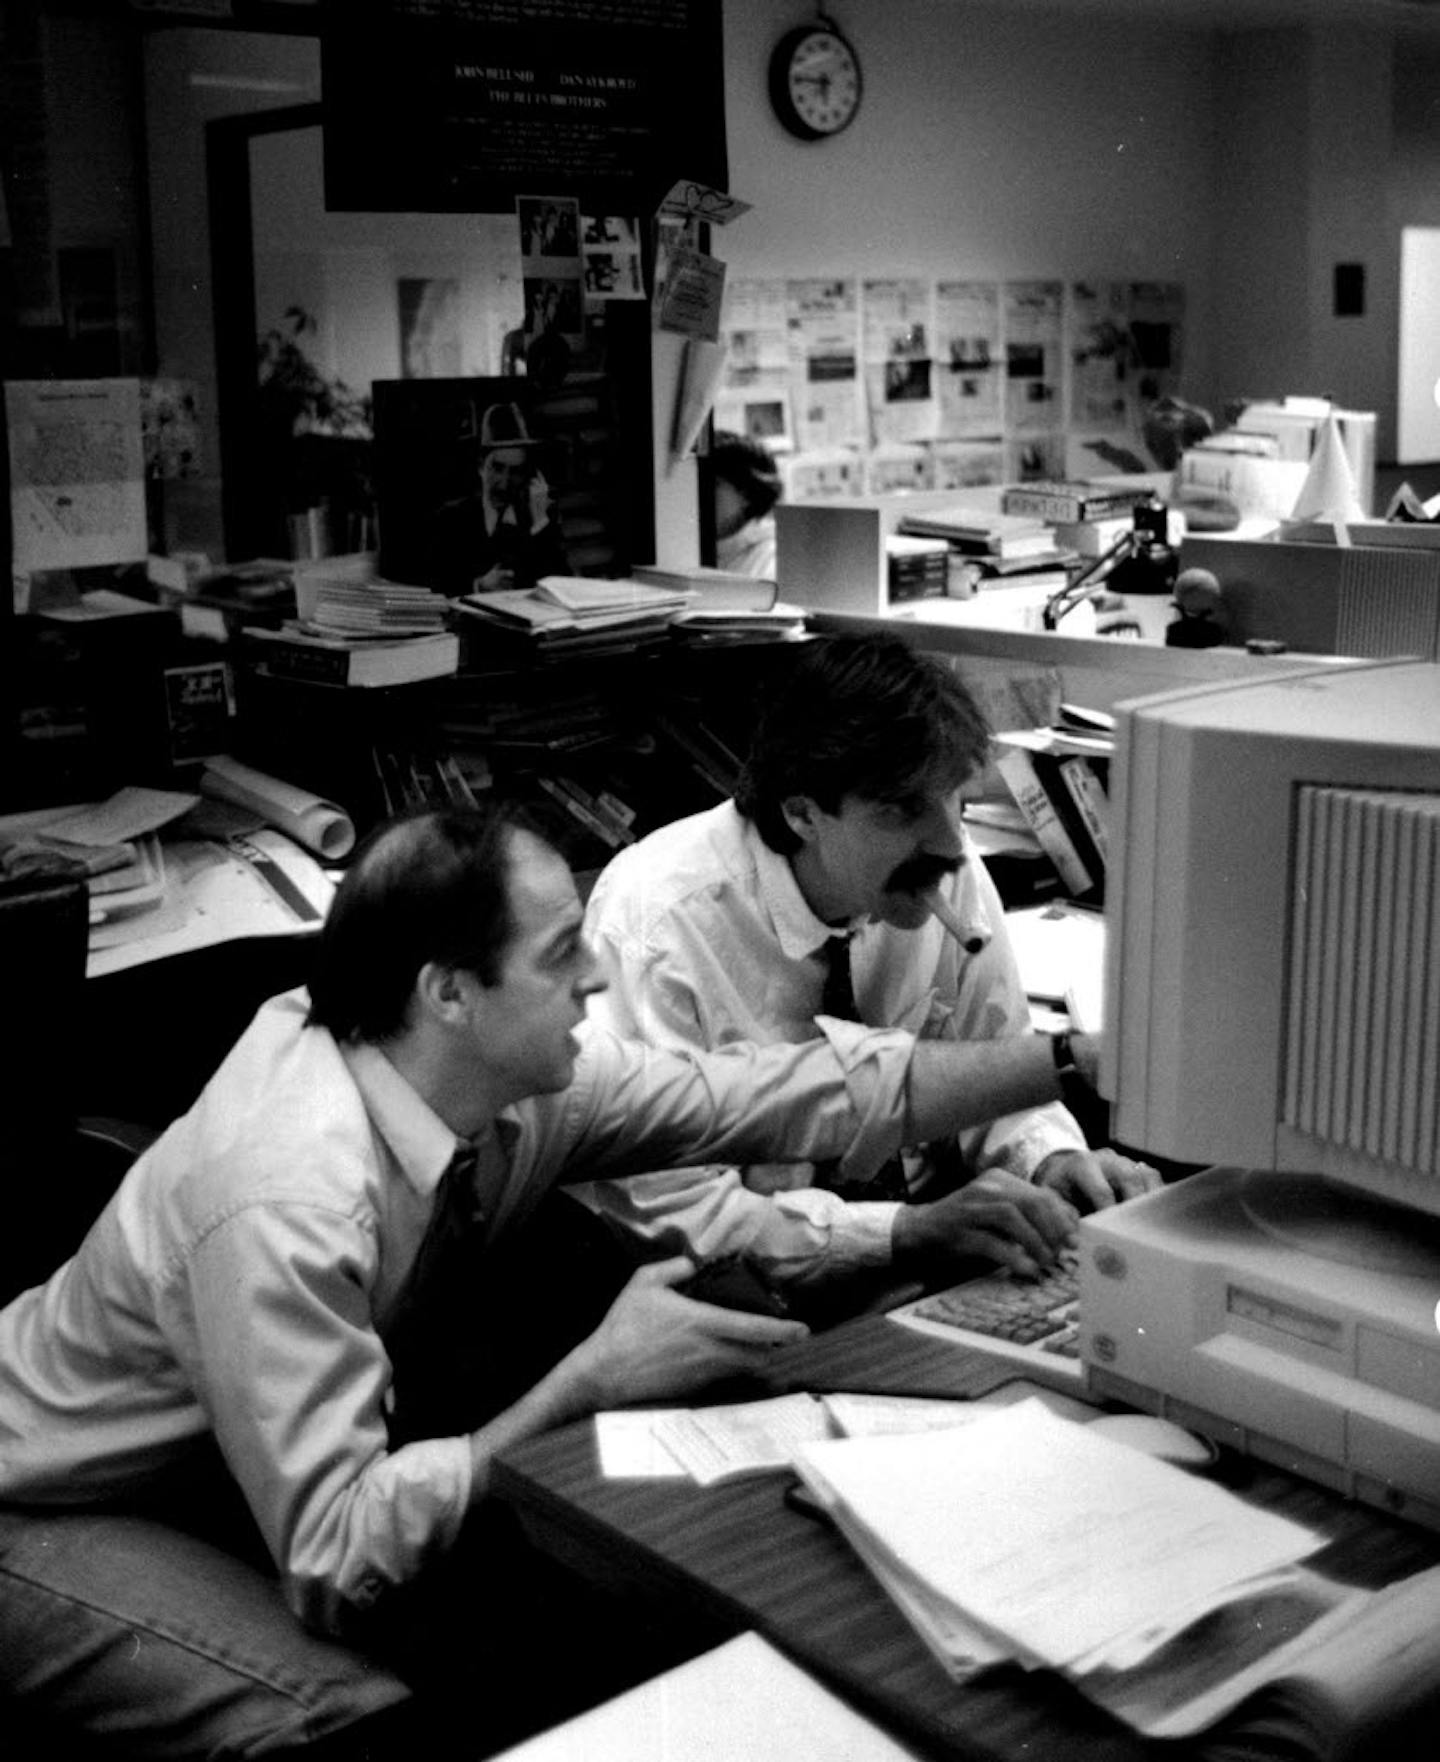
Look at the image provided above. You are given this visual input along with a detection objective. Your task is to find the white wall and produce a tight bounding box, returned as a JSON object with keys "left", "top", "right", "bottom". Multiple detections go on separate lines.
{"left": 721, "top": 0, "right": 1222, "bottom": 405}
{"left": 1398, "top": 228, "right": 1440, "bottom": 463}
{"left": 249, "top": 127, "right": 523, "bottom": 394}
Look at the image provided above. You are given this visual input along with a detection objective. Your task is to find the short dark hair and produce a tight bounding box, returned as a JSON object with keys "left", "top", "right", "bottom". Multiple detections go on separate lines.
{"left": 306, "top": 805, "right": 524, "bottom": 1044}
{"left": 711, "top": 430, "right": 782, "bottom": 522}
{"left": 735, "top": 634, "right": 992, "bottom": 855}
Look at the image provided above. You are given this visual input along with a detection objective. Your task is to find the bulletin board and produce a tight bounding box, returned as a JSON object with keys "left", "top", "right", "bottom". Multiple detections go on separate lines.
{"left": 321, "top": 0, "right": 727, "bottom": 218}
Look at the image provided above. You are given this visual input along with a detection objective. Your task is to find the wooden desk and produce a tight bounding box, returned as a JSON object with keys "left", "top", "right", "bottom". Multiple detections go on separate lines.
{"left": 493, "top": 1319, "right": 1440, "bottom": 1762}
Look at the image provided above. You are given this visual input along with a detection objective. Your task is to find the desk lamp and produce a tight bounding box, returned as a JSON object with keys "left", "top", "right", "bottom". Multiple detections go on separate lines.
{"left": 1042, "top": 497, "right": 1178, "bottom": 631}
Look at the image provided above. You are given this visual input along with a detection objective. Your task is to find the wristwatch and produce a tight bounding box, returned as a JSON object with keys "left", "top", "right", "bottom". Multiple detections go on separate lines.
{"left": 1050, "top": 1030, "right": 1079, "bottom": 1079}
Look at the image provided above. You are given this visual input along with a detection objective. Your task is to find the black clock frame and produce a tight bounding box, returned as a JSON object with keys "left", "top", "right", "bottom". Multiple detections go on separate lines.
{"left": 767, "top": 19, "right": 863, "bottom": 142}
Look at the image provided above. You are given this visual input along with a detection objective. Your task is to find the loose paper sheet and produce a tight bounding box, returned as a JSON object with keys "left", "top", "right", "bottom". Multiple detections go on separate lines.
{"left": 5, "top": 378, "right": 148, "bottom": 571}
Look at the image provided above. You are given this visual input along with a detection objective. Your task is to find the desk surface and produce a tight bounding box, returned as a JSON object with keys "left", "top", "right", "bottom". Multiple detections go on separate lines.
{"left": 494, "top": 1318, "right": 1440, "bottom": 1762}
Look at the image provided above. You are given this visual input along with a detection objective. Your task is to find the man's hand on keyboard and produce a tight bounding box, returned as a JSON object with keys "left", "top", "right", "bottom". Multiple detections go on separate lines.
{"left": 892, "top": 1170, "right": 1078, "bottom": 1281}
{"left": 1031, "top": 1147, "right": 1162, "bottom": 1213}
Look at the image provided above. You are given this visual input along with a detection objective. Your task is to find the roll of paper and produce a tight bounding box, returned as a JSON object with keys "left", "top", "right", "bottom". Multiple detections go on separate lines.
{"left": 200, "top": 755, "right": 355, "bottom": 860}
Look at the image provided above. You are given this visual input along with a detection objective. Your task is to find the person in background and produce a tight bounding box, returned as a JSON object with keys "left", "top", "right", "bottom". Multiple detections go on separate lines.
{"left": 711, "top": 428, "right": 782, "bottom": 580}
{"left": 428, "top": 399, "right": 570, "bottom": 595}
{"left": 577, "top": 632, "right": 1160, "bottom": 1315}
{"left": 0, "top": 802, "right": 1099, "bottom": 1758}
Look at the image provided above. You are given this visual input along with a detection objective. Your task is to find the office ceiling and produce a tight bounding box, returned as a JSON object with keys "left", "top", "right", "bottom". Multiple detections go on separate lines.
{"left": 972, "top": 0, "right": 1440, "bottom": 28}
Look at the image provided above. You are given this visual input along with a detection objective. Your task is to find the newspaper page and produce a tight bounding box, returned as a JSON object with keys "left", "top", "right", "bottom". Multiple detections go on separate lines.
{"left": 786, "top": 278, "right": 862, "bottom": 451}
{"left": 935, "top": 280, "right": 1004, "bottom": 439}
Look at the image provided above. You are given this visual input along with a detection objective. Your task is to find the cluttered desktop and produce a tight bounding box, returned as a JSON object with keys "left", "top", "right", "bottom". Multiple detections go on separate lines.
{"left": 488, "top": 649, "right": 1440, "bottom": 1762}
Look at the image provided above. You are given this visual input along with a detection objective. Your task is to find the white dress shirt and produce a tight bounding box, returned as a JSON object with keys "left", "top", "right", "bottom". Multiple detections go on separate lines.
{"left": 575, "top": 802, "right": 1086, "bottom": 1286}
{"left": 0, "top": 988, "right": 910, "bottom": 1634}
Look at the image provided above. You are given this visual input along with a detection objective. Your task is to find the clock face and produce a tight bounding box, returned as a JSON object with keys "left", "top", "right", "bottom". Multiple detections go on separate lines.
{"left": 771, "top": 27, "right": 862, "bottom": 140}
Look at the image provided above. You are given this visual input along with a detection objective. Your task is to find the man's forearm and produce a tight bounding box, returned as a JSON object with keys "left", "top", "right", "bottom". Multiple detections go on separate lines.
{"left": 905, "top": 1033, "right": 1078, "bottom": 1143}
{"left": 465, "top": 1350, "right": 599, "bottom": 1509}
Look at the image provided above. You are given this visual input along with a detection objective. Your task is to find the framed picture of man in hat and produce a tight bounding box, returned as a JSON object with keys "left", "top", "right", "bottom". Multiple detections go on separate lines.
{"left": 372, "top": 378, "right": 573, "bottom": 596}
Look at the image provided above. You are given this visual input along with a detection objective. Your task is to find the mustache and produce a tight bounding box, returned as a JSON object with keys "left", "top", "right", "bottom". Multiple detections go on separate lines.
{"left": 887, "top": 855, "right": 961, "bottom": 894}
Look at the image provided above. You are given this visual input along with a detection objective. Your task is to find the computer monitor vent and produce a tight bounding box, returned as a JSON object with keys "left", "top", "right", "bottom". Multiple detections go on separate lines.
{"left": 1284, "top": 784, "right": 1440, "bottom": 1178}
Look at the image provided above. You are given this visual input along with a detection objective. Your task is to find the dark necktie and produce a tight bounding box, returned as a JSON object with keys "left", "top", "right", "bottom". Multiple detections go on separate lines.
{"left": 821, "top": 933, "right": 861, "bottom": 1021}
{"left": 386, "top": 1142, "right": 484, "bottom": 1442}
{"left": 815, "top": 936, "right": 909, "bottom": 1201}
{"left": 409, "top": 1142, "right": 483, "bottom": 1300}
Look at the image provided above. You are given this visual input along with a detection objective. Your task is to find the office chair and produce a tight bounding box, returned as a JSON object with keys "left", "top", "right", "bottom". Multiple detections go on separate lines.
{"left": 0, "top": 868, "right": 155, "bottom": 1305}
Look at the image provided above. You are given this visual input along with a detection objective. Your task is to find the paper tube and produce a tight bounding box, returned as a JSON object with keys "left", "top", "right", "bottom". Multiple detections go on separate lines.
{"left": 200, "top": 755, "right": 355, "bottom": 861}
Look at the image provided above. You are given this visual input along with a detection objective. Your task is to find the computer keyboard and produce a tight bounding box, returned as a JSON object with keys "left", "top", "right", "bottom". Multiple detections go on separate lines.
{"left": 889, "top": 1246, "right": 1085, "bottom": 1386}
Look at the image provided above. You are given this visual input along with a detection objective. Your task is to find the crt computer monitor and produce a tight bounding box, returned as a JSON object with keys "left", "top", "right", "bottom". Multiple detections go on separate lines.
{"left": 1101, "top": 657, "right": 1440, "bottom": 1254}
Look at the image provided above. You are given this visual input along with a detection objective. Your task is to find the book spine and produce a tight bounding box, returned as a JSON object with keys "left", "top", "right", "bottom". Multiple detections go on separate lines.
{"left": 535, "top": 774, "right": 624, "bottom": 849}
{"left": 1052, "top": 518, "right": 1132, "bottom": 558}
{"left": 252, "top": 638, "right": 355, "bottom": 686}
{"left": 595, "top": 787, "right": 636, "bottom": 831}
{"left": 1022, "top": 745, "right": 1107, "bottom": 896}
{"left": 1056, "top": 754, "right": 1110, "bottom": 871}
{"left": 653, "top": 712, "right": 740, "bottom": 799}
{"left": 993, "top": 747, "right": 1096, "bottom": 899}
{"left": 435, "top": 751, "right": 479, "bottom": 809}
{"left": 1001, "top": 488, "right": 1139, "bottom": 522}
{"left": 559, "top": 774, "right": 636, "bottom": 845}
{"left": 371, "top": 744, "right": 408, "bottom": 816}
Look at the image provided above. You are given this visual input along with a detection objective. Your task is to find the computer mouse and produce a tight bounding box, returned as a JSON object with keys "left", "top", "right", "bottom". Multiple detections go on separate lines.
{"left": 1085, "top": 1413, "right": 1220, "bottom": 1470}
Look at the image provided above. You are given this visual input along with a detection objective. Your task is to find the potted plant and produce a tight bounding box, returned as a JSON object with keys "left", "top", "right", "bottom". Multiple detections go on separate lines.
{"left": 255, "top": 307, "right": 374, "bottom": 555}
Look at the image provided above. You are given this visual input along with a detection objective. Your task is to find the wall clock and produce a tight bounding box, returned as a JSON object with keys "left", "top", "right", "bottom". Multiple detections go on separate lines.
{"left": 768, "top": 18, "right": 863, "bottom": 142}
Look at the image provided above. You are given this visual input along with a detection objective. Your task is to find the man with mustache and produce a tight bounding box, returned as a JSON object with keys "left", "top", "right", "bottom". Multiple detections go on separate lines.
{"left": 575, "top": 632, "right": 1159, "bottom": 1314}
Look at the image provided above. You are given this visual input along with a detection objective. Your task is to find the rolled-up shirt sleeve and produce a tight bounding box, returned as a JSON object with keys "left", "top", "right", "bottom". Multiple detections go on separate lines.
{"left": 544, "top": 1019, "right": 913, "bottom": 1188}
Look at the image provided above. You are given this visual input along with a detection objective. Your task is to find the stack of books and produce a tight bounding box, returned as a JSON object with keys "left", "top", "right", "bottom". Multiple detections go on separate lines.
{"left": 305, "top": 577, "right": 449, "bottom": 638}
{"left": 241, "top": 571, "right": 460, "bottom": 689}
{"left": 885, "top": 534, "right": 949, "bottom": 603}
{"left": 897, "top": 504, "right": 1054, "bottom": 559}
{"left": 895, "top": 503, "right": 1076, "bottom": 598}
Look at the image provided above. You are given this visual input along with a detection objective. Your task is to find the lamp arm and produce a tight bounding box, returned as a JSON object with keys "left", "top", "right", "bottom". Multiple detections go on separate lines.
{"left": 1042, "top": 531, "right": 1140, "bottom": 631}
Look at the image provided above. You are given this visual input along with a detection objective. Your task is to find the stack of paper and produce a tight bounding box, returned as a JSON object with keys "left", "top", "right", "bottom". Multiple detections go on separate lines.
{"left": 631, "top": 562, "right": 778, "bottom": 611}
{"left": 304, "top": 577, "right": 449, "bottom": 637}
{"left": 790, "top": 1398, "right": 1390, "bottom": 1737}
{"left": 0, "top": 787, "right": 199, "bottom": 941}
{"left": 534, "top": 575, "right": 694, "bottom": 617}
{"left": 453, "top": 576, "right": 694, "bottom": 660}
